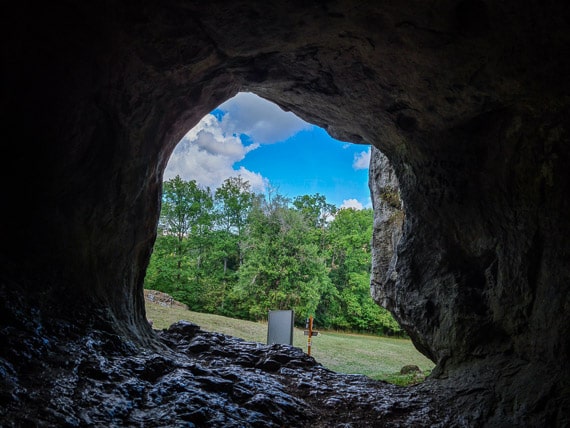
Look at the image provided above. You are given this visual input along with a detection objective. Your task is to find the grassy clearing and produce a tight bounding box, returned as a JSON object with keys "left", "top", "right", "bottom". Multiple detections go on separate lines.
{"left": 145, "top": 299, "right": 434, "bottom": 385}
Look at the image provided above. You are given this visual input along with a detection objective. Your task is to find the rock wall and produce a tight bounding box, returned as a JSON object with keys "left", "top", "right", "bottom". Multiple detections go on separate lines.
{"left": 369, "top": 147, "right": 406, "bottom": 332}
{"left": 369, "top": 107, "right": 570, "bottom": 424}
{"left": 1, "top": 0, "right": 569, "bottom": 426}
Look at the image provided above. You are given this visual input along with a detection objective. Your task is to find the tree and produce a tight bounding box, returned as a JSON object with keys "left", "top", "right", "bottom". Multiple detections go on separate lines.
{"left": 185, "top": 181, "right": 214, "bottom": 309}
{"left": 214, "top": 176, "right": 254, "bottom": 268}
{"left": 230, "top": 193, "right": 330, "bottom": 323}
{"left": 146, "top": 176, "right": 214, "bottom": 308}
{"left": 293, "top": 193, "right": 336, "bottom": 229}
{"left": 320, "top": 207, "right": 402, "bottom": 334}
{"left": 293, "top": 193, "right": 336, "bottom": 254}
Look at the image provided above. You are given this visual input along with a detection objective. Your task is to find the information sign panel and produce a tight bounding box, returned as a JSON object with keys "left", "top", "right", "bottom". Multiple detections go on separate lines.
{"left": 267, "top": 310, "right": 294, "bottom": 345}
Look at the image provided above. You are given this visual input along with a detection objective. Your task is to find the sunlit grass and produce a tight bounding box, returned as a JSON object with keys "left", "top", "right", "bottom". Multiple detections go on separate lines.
{"left": 145, "top": 298, "right": 434, "bottom": 385}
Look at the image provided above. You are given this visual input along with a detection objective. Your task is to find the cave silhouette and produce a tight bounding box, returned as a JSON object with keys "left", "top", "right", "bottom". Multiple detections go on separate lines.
{"left": 1, "top": 1, "right": 569, "bottom": 426}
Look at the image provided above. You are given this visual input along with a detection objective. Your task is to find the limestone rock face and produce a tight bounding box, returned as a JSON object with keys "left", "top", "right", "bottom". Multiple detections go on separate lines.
{"left": 1, "top": 0, "right": 569, "bottom": 426}
{"left": 369, "top": 147, "right": 405, "bottom": 327}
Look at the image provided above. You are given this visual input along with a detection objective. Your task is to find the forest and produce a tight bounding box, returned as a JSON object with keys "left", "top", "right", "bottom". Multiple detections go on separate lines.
{"left": 145, "top": 175, "right": 402, "bottom": 335}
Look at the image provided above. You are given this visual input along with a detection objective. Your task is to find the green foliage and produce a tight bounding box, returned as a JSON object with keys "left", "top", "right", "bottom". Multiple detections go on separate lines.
{"left": 215, "top": 176, "right": 253, "bottom": 236}
{"left": 232, "top": 195, "right": 330, "bottom": 322}
{"left": 144, "top": 176, "right": 403, "bottom": 337}
{"left": 375, "top": 370, "right": 431, "bottom": 387}
{"left": 379, "top": 186, "right": 401, "bottom": 209}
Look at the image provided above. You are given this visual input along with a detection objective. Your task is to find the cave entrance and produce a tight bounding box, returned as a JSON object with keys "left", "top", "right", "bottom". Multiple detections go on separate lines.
{"left": 143, "top": 92, "right": 432, "bottom": 383}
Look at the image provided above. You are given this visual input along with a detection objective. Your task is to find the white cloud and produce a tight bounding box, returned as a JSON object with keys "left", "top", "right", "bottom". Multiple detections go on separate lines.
{"left": 164, "top": 92, "right": 312, "bottom": 192}
{"left": 164, "top": 114, "right": 268, "bottom": 193}
{"left": 353, "top": 148, "right": 371, "bottom": 170}
{"left": 340, "top": 199, "right": 364, "bottom": 210}
{"left": 164, "top": 92, "right": 368, "bottom": 205}
{"left": 218, "top": 92, "right": 311, "bottom": 144}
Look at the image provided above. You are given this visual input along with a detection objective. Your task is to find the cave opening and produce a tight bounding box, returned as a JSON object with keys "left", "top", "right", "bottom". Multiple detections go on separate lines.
{"left": 143, "top": 91, "right": 432, "bottom": 381}
{"left": 2, "top": 1, "right": 569, "bottom": 425}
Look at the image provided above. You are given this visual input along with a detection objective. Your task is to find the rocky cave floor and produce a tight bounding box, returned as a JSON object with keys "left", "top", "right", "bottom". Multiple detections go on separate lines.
{"left": 0, "top": 300, "right": 450, "bottom": 428}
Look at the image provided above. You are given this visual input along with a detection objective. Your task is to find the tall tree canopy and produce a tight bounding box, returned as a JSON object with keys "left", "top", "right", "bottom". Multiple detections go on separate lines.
{"left": 146, "top": 176, "right": 402, "bottom": 335}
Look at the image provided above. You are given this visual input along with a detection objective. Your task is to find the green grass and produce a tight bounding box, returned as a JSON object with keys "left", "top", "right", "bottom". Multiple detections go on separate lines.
{"left": 145, "top": 300, "right": 434, "bottom": 385}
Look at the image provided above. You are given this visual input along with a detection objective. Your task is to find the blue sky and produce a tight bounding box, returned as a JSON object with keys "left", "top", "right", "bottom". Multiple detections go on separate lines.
{"left": 164, "top": 92, "right": 371, "bottom": 209}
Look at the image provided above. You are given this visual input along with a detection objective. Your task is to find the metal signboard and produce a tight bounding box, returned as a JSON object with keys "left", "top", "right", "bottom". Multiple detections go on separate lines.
{"left": 267, "top": 310, "right": 294, "bottom": 346}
